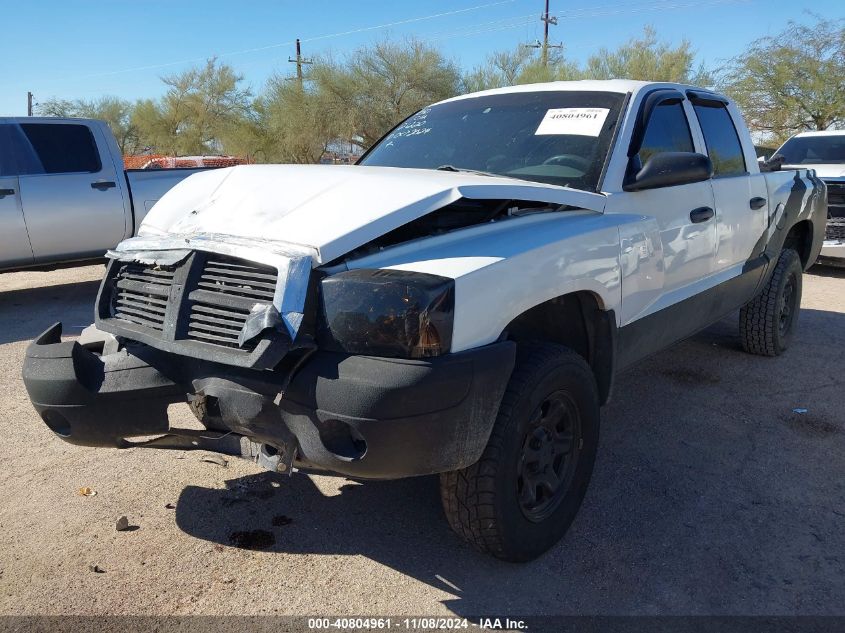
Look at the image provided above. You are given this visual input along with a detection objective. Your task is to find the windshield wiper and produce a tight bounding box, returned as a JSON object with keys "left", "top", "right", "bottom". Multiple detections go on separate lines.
{"left": 435, "top": 164, "right": 518, "bottom": 180}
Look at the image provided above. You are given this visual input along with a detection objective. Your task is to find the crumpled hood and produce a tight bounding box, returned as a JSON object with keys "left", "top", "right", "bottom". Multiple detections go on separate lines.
{"left": 139, "top": 164, "right": 606, "bottom": 264}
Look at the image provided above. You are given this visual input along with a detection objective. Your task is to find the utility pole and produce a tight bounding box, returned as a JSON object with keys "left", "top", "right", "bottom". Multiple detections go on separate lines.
{"left": 27, "top": 91, "right": 34, "bottom": 117}
{"left": 287, "top": 39, "right": 313, "bottom": 87}
{"left": 522, "top": 0, "right": 562, "bottom": 67}
{"left": 541, "top": 0, "right": 558, "bottom": 66}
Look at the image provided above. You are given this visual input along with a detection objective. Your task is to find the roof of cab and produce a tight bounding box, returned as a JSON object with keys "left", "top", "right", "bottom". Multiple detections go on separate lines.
{"left": 435, "top": 79, "right": 722, "bottom": 106}
{"left": 793, "top": 129, "right": 845, "bottom": 138}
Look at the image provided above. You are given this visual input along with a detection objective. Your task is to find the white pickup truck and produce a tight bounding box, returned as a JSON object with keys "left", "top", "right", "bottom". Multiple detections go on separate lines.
{"left": 22, "top": 80, "right": 826, "bottom": 561}
{"left": 768, "top": 130, "right": 845, "bottom": 265}
{"left": 0, "top": 117, "right": 205, "bottom": 271}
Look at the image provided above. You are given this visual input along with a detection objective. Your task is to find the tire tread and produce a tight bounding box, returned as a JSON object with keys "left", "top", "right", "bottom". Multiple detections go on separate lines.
{"left": 439, "top": 342, "right": 594, "bottom": 557}
{"left": 739, "top": 248, "right": 801, "bottom": 356}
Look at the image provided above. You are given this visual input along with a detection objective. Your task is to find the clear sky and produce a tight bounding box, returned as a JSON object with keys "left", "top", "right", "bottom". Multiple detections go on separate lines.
{"left": 2, "top": 0, "right": 842, "bottom": 116}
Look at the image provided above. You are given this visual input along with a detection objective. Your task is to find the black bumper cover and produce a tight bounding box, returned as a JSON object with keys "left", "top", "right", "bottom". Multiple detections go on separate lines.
{"left": 23, "top": 323, "right": 516, "bottom": 479}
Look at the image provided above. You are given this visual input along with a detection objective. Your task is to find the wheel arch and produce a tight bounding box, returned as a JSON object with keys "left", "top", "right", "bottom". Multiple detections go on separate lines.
{"left": 501, "top": 290, "right": 616, "bottom": 405}
{"left": 783, "top": 219, "right": 814, "bottom": 269}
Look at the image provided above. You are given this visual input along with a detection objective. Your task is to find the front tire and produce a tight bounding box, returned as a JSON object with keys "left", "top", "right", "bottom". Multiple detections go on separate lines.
{"left": 439, "top": 342, "right": 599, "bottom": 562}
{"left": 739, "top": 248, "right": 803, "bottom": 356}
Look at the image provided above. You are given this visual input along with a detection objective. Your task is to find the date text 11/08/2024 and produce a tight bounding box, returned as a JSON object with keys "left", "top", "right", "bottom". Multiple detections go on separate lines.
{"left": 306, "top": 617, "right": 528, "bottom": 630}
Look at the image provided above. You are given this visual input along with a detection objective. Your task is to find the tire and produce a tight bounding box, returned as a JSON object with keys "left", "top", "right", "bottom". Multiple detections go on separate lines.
{"left": 439, "top": 342, "right": 600, "bottom": 562}
{"left": 189, "top": 397, "right": 208, "bottom": 423}
{"left": 188, "top": 395, "right": 226, "bottom": 431}
{"left": 739, "top": 248, "right": 803, "bottom": 356}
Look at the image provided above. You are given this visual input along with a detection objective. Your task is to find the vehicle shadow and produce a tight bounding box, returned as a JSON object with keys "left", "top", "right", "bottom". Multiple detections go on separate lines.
{"left": 175, "top": 306, "right": 845, "bottom": 616}
{"left": 0, "top": 280, "right": 99, "bottom": 345}
{"left": 809, "top": 263, "right": 845, "bottom": 279}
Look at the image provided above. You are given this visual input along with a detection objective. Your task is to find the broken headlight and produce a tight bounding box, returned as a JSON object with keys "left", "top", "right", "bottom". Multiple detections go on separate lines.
{"left": 318, "top": 269, "right": 454, "bottom": 358}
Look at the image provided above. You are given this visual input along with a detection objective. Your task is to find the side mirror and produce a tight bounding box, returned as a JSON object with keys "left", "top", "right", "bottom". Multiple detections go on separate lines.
{"left": 623, "top": 152, "right": 713, "bottom": 192}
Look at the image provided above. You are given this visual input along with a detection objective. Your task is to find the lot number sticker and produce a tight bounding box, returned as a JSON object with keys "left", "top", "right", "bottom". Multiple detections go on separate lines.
{"left": 535, "top": 107, "right": 610, "bottom": 136}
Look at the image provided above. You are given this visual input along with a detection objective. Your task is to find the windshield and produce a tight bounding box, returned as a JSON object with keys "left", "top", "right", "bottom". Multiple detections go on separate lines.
{"left": 776, "top": 135, "right": 845, "bottom": 165}
{"left": 359, "top": 90, "right": 627, "bottom": 192}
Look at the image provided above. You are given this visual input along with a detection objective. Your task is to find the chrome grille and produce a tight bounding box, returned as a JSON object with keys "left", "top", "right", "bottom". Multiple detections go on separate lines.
{"left": 112, "top": 263, "right": 174, "bottom": 331}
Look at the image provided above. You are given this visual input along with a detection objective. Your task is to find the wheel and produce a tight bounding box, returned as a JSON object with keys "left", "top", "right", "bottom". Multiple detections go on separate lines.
{"left": 439, "top": 342, "right": 600, "bottom": 562}
{"left": 739, "top": 248, "right": 803, "bottom": 356}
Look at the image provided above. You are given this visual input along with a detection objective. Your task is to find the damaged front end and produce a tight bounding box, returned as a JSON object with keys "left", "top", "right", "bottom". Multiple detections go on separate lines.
{"left": 24, "top": 234, "right": 319, "bottom": 473}
{"left": 22, "top": 232, "right": 516, "bottom": 478}
{"left": 22, "top": 322, "right": 299, "bottom": 472}
{"left": 96, "top": 233, "right": 317, "bottom": 368}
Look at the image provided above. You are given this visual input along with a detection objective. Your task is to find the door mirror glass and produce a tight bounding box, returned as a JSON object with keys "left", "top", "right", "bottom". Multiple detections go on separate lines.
{"left": 623, "top": 151, "right": 713, "bottom": 191}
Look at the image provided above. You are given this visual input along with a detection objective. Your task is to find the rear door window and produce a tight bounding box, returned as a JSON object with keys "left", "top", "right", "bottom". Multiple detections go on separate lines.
{"left": 17, "top": 123, "right": 101, "bottom": 175}
{"left": 692, "top": 103, "right": 746, "bottom": 177}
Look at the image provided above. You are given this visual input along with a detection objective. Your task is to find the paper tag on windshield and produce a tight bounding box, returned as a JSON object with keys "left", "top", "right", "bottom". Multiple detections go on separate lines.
{"left": 535, "top": 108, "right": 610, "bottom": 136}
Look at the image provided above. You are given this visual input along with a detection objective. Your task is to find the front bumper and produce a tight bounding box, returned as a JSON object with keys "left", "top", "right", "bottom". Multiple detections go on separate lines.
{"left": 22, "top": 324, "right": 516, "bottom": 479}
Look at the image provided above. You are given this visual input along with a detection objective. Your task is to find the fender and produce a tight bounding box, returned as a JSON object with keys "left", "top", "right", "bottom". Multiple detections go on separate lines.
{"left": 341, "top": 209, "right": 648, "bottom": 353}
{"left": 747, "top": 169, "right": 826, "bottom": 290}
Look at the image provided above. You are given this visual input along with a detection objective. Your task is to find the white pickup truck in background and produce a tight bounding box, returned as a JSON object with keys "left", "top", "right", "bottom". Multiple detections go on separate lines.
{"left": 0, "top": 118, "right": 206, "bottom": 271}
{"left": 771, "top": 130, "right": 845, "bottom": 265}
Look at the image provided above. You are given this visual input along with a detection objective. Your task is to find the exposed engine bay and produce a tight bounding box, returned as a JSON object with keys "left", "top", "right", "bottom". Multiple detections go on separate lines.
{"left": 334, "top": 197, "right": 569, "bottom": 264}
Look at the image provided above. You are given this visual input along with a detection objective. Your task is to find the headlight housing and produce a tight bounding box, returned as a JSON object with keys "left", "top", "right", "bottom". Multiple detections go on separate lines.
{"left": 318, "top": 269, "right": 454, "bottom": 358}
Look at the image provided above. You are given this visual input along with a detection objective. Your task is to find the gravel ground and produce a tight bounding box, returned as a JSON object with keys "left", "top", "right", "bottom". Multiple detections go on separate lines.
{"left": 0, "top": 263, "right": 842, "bottom": 617}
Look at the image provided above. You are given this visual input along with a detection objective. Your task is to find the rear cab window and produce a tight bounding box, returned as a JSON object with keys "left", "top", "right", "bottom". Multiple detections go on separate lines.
{"left": 16, "top": 123, "right": 101, "bottom": 175}
{"left": 691, "top": 102, "right": 746, "bottom": 177}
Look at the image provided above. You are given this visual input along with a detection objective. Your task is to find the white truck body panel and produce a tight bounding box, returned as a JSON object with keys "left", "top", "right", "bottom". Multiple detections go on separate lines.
{"left": 343, "top": 210, "right": 628, "bottom": 352}
{"left": 138, "top": 164, "right": 607, "bottom": 264}
{"left": 110, "top": 81, "right": 826, "bottom": 359}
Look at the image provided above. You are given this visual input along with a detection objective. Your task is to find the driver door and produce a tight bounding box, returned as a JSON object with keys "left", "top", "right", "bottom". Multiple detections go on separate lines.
{"left": 609, "top": 96, "right": 717, "bottom": 326}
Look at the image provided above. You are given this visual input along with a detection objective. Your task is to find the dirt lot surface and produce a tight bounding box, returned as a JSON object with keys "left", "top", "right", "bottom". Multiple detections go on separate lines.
{"left": 0, "top": 263, "right": 843, "bottom": 617}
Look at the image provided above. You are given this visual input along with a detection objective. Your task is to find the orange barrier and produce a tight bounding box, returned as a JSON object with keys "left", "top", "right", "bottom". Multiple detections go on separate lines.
{"left": 124, "top": 155, "right": 251, "bottom": 169}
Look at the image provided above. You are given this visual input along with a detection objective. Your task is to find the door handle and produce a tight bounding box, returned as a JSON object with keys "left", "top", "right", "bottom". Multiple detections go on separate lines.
{"left": 91, "top": 181, "right": 116, "bottom": 190}
{"left": 0, "top": 188, "right": 15, "bottom": 197}
{"left": 750, "top": 196, "right": 767, "bottom": 210}
{"left": 690, "top": 206, "right": 714, "bottom": 223}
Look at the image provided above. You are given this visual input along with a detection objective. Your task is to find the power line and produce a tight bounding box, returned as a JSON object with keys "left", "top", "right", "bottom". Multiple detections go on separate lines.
{"left": 46, "top": 0, "right": 751, "bottom": 89}
{"left": 425, "top": 14, "right": 536, "bottom": 40}
{"left": 430, "top": 0, "right": 749, "bottom": 42}
{"left": 559, "top": 0, "right": 749, "bottom": 19}
{"left": 72, "top": 0, "right": 518, "bottom": 80}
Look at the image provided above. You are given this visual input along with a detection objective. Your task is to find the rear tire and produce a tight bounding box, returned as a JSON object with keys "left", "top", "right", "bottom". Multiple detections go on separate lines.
{"left": 739, "top": 248, "right": 803, "bottom": 356}
{"left": 439, "top": 342, "right": 599, "bottom": 562}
